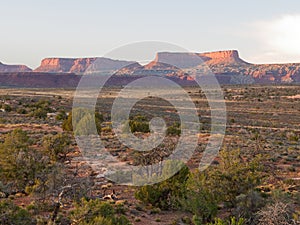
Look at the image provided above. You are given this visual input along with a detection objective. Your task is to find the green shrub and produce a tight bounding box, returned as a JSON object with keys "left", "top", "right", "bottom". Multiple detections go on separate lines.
{"left": 183, "top": 172, "right": 219, "bottom": 223}
{"left": 62, "top": 109, "right": 103, "bottom": 135}
{"left": 182, "top": 149, "right": 264, "bottom": 223}
{"left": 62, "top": 112, "right": 73, "bottom": 131}
{"left": 129, "top": 115, "right": 150, "bottom": 133}
{"left": 166, "top": 122, "right": 181, "bottom": 136}
{"left": 207, "top": 217, "right": 245, "bottom": 225}
{"left": 55, "top": 110, "right": 67, "bottom": 121}
{"left": 29, "top": 108, "right": 47, "bottom": 119}
{"left": 3, "top": 104, "right": 12, "bottom": 112}
{"left": 0, "top": 199, "right": 36, "bottom": 225}
{"left": 135, "top": 163, "right": 189, "bottom": 209}
{"left": 17, "top": 107, "right": 27, "bottom": 114}
{"left": 234, "top": 190, "right": 264, "bottom": 222}
{"left": 42, "top": 133, "right": 71, "bottom": 161}
{"left": 0, "top": 129, "right": 44, "bottom": 191}
{"left": 209, "top": 149, "right": 264, "bottom": 207}
{"left": 28, "top": 99, "right": 52, "bottom": 119}
{"left": 70, "top": 198, "right": 131, "bottom": 225}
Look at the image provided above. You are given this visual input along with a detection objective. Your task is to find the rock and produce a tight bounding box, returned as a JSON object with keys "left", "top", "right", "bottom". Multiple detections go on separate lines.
{"left": 34, "top": 57, "right": 137, "bottom": 74}
{"left": 115, "top": 200, "right": 126, "bottom": 205}
{"left": 15, "top": 192, "right": 26, "bottom": 197}
{"left": 3, "top": 50, "right": 300, "bottom": 86}
{"left": 155, "top": 50, "right": 249, "bottom": 68}
{"left": 0, "top": 61, "right": 32, "bottom": 72}
{"left": 199, "top": 50, "right": 249, "bottom": 65}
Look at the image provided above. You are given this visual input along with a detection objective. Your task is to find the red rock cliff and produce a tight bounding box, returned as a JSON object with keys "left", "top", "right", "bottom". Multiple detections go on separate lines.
{"left": 0, "top": 62, "right": 32, "bottom": 72}
{"left": 198, "top": 50, "right": 249, "bottom": 65}
{"left": 154, "top": 50, "right": 250, "bottom": 68}
{"left": 34, "top": 57, "right": 137, "bottom": 74}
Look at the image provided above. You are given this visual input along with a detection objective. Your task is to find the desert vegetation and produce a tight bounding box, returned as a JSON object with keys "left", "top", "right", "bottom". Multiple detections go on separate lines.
{"left": 0, "top": 86, "right": 299, "bottom": 224}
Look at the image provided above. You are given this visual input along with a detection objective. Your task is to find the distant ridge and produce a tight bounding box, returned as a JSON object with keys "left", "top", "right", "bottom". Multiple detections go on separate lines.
{"left": 0, "top": 72, "right": 196, "bottom": 88}
{"left": 34, "top": 57, "right": 137, "bottom": 74}
{"left": 155, "top": 50, "right": 250, "bottom": 68}
{"left": 0, "top": 61, "right": 32, "bottom": 73}
{"left": 1, "top": 50, "right": 300, "bottom": 86}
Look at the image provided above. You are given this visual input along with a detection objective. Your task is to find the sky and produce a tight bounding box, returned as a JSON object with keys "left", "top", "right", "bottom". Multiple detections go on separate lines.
{"left": 1, "top": 0, "right": 300, "bottom": 69}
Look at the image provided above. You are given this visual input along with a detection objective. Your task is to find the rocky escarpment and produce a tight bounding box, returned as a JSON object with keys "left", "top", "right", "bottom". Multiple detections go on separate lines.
{"left": 0, "top": 72, "right": 80, "bottom": 88}
{"left": 198, "top": 50, "right": 249, "bottom": 65}
{"left": 0, "top": 72, "right": 196, "bottom": 88}
{"left": 154, "top": 50, "right": 249, "bottom": 69}
{"left": 2, "top": 50, "right": 300, "bottom": 86}
{"left": 240, "top": 63, "right": 300, "bottom": 83}
{"left": 153, "top": 51, "right": 300, "bottom": 83}
{"left": 0, "top": 62, "right": 32, "bottom": 72}
{"left": 34, "top": 57, "right": 137, "bottom": 74}
{"left": 115, "top": 50, "right": 250, "bottom": 80}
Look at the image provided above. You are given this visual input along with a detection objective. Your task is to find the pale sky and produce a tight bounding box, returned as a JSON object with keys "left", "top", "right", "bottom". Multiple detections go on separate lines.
{"left": 1, "top": 0, "right": 300, "bottom": 69}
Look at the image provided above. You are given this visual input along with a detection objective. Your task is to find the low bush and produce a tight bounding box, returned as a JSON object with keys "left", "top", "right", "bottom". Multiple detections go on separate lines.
{"left": 62, "top": 108, "right": 103, "bottom": 135}
{"left": 0, "top": 199, "right": 36, "bottom": 225}
{"left": 166, "top": 122, "right": 181, "bottom": 136}
{"left": 129, "top": 115, "right": 150, "bottom": 133}
{"left": 42, "top": 133, "right": 71, "bottom": 161}
{"left": 135, "top": 163, "right": 189, "bottom": 209}
{"left": 70, "top": 198, "right": 131, "bottom": 225}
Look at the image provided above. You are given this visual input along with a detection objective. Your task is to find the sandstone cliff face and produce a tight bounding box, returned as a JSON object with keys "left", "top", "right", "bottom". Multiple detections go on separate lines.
{"left": 242, "top": 63, "right": 300, "bottom": 83}
{"left": 0, "top": 62, "right": 32, "bottom": 72}
{"left": 146, "top": 51, "right": 300, "bottom": 83}
{"left": 110, "top": 51, "right": 300, "bottom": 83}
{"left": 34, "top": 58, "right": 77, "bottom": 73}
{"left": 34, "top": 57, "right": 137, "bottom": 74}
{"left": 3, "top": 50, "right": 300, "bottom": 86}
{"left": 198, "top": 50, "right": 249, "bottom": 65}
{"left": 154, "top": 50, "right": 249, "bottom": 69}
